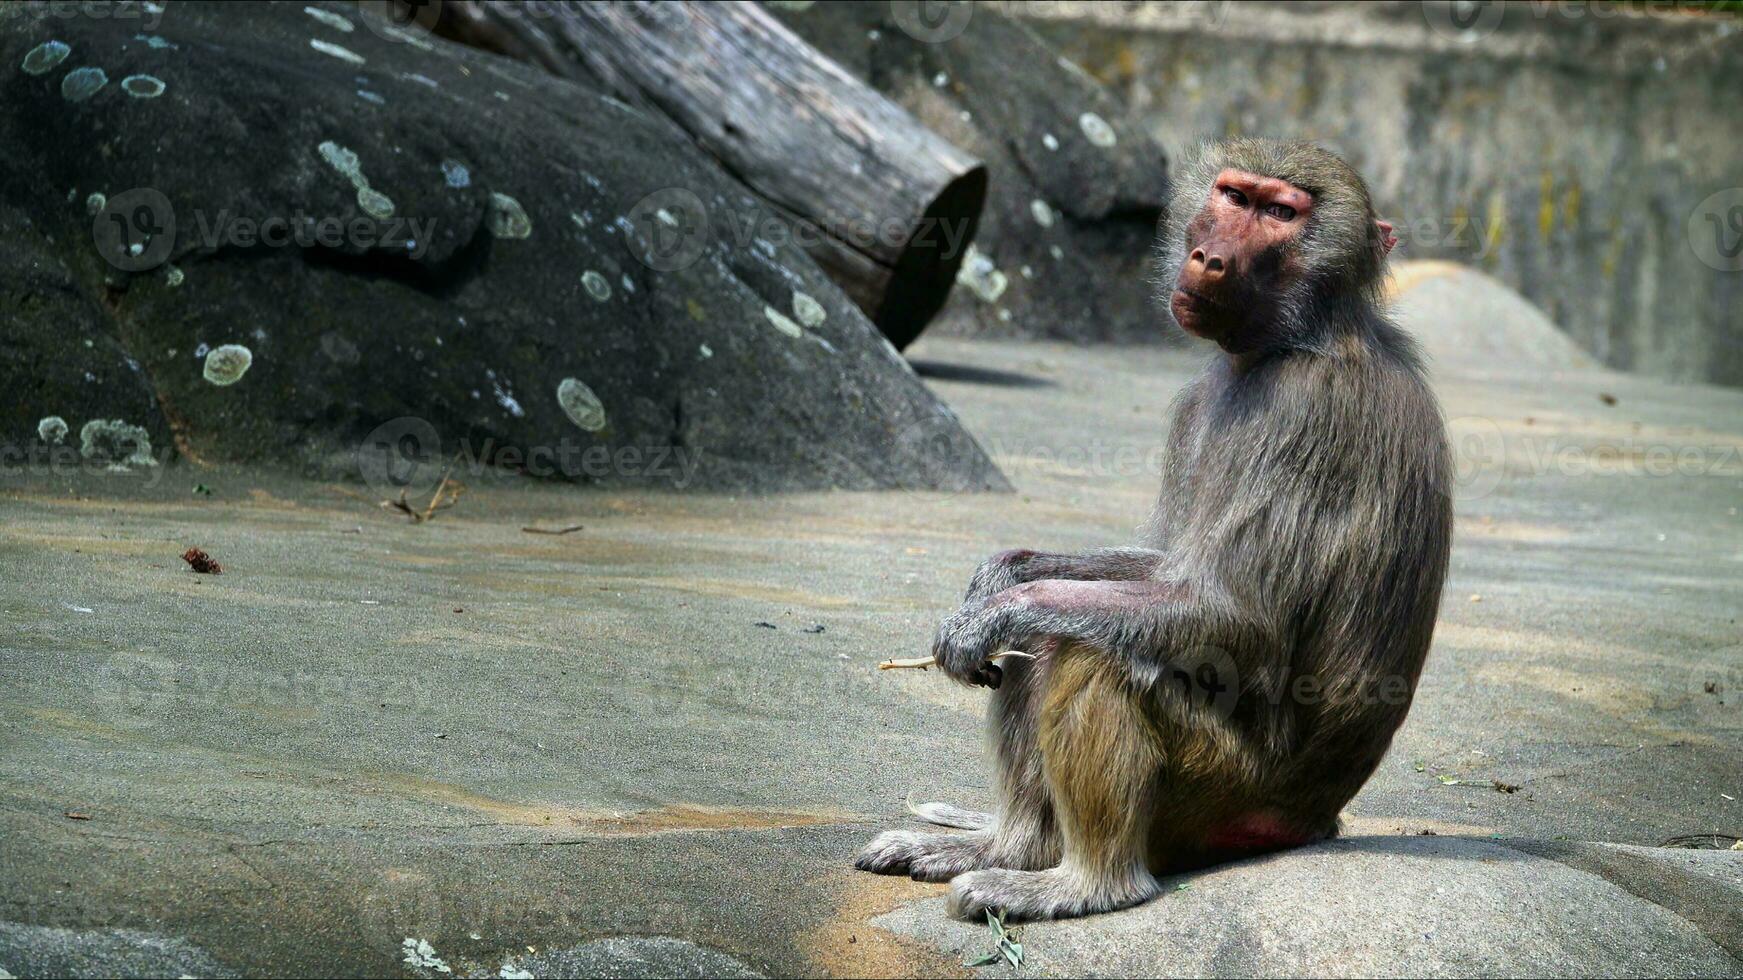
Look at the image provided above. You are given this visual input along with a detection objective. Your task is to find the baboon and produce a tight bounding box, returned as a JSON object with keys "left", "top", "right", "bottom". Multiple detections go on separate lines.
{"left": 856, "top": 139, "right": 1452, "bottom": 921}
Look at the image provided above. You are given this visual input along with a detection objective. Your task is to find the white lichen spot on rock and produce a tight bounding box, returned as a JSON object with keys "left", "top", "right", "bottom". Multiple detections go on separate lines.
{"left": 121, "top": 74, "right": 166, "bottom": 98}
{"left": 401, "top": 938, "right": 451, "bottom": 975}
{"left": 440, "top": 158, "right": 470, "bottom": 189}
{"left": 1030, "top": 199, "right": 1055, "bottom": 228}
{"left": 303, "top": 5, "right": 355, "bottom": 31}
{"left": 320, "top": 333, "right": 360, "bottom": 366}
{"left": 1042, "top": 132, "right": 1059, "bottom": 151}
{"left": 202, "top": 344, "right": 253, "bottom": 385}
{"left": 84, "top": 192, "right": 106, "bottom": 216}
{"left": 792, "top": 291, "right": 827, "bottom": 329}
{"left": 1078, "top": 111, "right": 1117, "bottom": 148}
{"left": 491, "top": 379, "right": 524, "bottom": 418}
{"left": 764, "top": 305, "right": 803, "bottom": 339}
{"left": 309, "top": 38, "right": 365, "bottom": 65}
{"left": 318, "top": 142, "right": 360, "bottom": 182}
{"left": 381, "top": 25, "right": 435, "bottom": 52}
{"left": 37, "top": 416, "right": 68, "bottom": 445}
{"left": 956, "top": 244, "right": 1008, "bottom": 303}
{"left": 79, "top": 419, "right": 156, "bottom": 469}
{"left": 488, "top": 193, "right": 532, "bottom": 239}
{"left": 60, "top": 66, "right": 108, "bottom": 103}
{"left": 22, "top": 40, "right": 71, "bottom": 76}
{"left": 318, "top": 139, "right": 395, "bottom": 219}
{"left": 356, "top": 187, "right": 394, "bottom": 219}
{"left": 581, "top": 270, "right": 611, "bottom": 301}
{"left": 699, "top": 344, "right": 713, "bottom": 359}
{"left": 557, "top": 377, "right": 608, "bottom": 432}
{"left": 165, "top": 264, "right": 184, "bottom": 287}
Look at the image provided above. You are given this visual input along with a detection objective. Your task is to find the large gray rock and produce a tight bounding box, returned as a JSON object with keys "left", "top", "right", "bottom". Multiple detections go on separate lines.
{"left": 0, "top": 922, "right": 237, "bottom": 979}
{"left": 1390, "top": 260, "right": 1597, "bottom": 379}
{"left": 773, "top": 1, "right": 1175, "bottom": 345}
{"left": 0, "top": 1, "right": 1006, "bottom": 492}
{"left": 873, "top": 836, "right": 1743, "bottom": 978}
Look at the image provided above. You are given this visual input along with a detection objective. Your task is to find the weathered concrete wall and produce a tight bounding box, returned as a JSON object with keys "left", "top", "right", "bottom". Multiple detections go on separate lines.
{"left": 1011, "top": 1, "right": 1743, "bottom": 387}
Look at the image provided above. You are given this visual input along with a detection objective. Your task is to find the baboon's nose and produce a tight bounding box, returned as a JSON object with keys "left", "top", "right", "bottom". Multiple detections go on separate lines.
{"left": 1189, "top": 246, "right": 1229, "bottom": 284}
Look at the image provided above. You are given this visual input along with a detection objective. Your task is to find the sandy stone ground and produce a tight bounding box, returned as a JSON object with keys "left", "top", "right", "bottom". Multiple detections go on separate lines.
{"left": 2, "top": 324, "right": 1740, "bottom": 976}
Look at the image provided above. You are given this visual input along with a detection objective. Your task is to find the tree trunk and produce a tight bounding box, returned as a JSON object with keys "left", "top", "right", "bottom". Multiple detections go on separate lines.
{"left": 437, "top": 0, "right": 988, "bottom": 349}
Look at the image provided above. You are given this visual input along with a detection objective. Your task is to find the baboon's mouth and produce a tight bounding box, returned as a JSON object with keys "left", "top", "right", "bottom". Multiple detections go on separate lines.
{"left": 1174, "top": 286, "right": 1226, "bottom": 310}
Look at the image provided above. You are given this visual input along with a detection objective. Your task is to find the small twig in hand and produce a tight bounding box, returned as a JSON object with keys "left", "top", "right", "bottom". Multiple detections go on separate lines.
{"left": 522, "top": 524, "right": 586, "bottom": 535}
{"left": 878, "top": 651, "right": 1037, "bottom": 671}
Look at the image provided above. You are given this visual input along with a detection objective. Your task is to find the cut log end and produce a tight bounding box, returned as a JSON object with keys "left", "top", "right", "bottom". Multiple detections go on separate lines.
{"left": 434, "top": 0, "right": 988, "bottom": 352}
{"left": 878, "top": 163, "right": 988, "bottom": 350}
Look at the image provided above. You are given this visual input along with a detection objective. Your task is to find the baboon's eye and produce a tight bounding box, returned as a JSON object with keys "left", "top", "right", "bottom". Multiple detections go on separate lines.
{"left": 1222, "top": 187, "right": 1248, "bottom": 207}
{"left": 1266, "top": 204, "right": 1298, "bottom": 221}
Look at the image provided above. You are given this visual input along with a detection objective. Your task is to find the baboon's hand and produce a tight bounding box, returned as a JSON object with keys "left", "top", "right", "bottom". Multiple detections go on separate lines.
{"left": 932, "top": 597, "right": 1011, "bottom": 688}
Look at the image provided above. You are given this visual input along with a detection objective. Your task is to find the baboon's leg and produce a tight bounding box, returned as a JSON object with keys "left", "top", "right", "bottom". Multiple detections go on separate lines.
{"left": 948, "top": 646, "right": 1161, "bottom": 920}
{"left": 855, "top": 649, "right": 1062, "bottom": 881}
{"left": 978, "top": 650, "right": 1063, "bottom": 867}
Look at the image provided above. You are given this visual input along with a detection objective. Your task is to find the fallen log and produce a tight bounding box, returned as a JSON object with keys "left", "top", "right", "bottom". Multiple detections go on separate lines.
{"left": 437, "top": 0, "right": 988, "bottom": 349}
{"left": 772, "top": 1, "right": 1175, "bottom": 345}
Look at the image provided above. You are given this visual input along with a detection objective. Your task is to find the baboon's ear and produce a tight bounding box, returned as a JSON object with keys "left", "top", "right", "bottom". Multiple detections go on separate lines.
{"left": 1376, "top": 219, "right": 1398, "bottom": 255}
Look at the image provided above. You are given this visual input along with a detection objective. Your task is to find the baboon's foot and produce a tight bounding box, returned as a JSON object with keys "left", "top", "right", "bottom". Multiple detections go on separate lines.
{"left": 854, "top": 829, "right": 994, "bottom": 881}
{"left": 947, "top": 865, "right": 1159, "bottom": 921}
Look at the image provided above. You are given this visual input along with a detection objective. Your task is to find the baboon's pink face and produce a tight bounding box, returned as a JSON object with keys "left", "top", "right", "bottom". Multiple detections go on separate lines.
{"left": 1170, "top": 169, "right": 1315, "bottom": 345}
{"left": 1170, "top": 168, "right": 1397, "bottom": 348}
